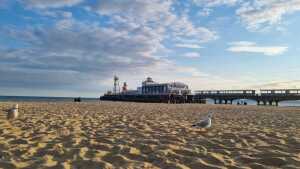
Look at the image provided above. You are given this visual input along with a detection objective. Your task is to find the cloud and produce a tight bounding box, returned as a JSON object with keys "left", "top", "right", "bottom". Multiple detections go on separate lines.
{"left": 227, "top": 41, "right": 288, "bottom": 56}
{"left": 183, "top": 52, "right": 201, "bottom": 58}
{"left": 193, "top": 0, "right": 238, "bottom": 7}
{"left": 0, "top": 0, "right": 222, "bottom": 96}
{"left": 91, "top": 0, "right": 175, "bottom": 25}
{"left": 197, "top": 8, "right": 213, "bottom": 16}
{"left": 236, "top": 0, "right": 300, "bottom": 31}
{"left": 22, "top": 0, "right": 83, "bottom": 9}
{"left": 193, "top": 0, "right": 300, "bottom": 31}
{"left": 175, "top": 44, "right": 203, "bottom": 49}
{"left": 0, "top": 18, "right": 163, "bottom": 94}
{"left": 192, "top": 0, "right": 238, "bottom": 17}
{"left": 250, "top": 80, "right": 300, "bottom": 89}
{"left": 171, "top": 16, "right": 218, "bottom": 42}
{"left": 62, "top": 11, "right": 72, "bottom": 18}
{"left": 91, "top": 0, "right": 218, "bottom": 43}
{"left": 0, "top": 0, "right": 218, "bottom": 96}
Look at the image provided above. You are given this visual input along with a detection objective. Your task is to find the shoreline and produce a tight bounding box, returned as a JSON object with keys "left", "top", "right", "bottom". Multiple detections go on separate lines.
{"left": 2, "top": 100, "right": 300, "bottom": 108}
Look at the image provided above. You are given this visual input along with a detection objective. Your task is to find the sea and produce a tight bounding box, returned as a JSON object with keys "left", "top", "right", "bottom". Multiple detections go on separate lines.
{"left": 1, "top": 96, "right": 300, "bottom": 107}
{"left": 0, "top": 96, "right": 100, "bottom": 102}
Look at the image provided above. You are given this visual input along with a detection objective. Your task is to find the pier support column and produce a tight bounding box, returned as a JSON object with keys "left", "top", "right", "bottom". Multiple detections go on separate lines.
{"left": 269, "top": 101, "right": 273, "bottom": 106}
{"left": 275, "top": 101, "right": 279, "bottom": 106}
{"left": 214, "top": 99, "right": 217, "bottom": 104}
{"left": 257, "top": 101, "right": 260, "bottom": 106}
{"left": 263, "top": 101, "right": 266, "bottom": 105}
{"left": 230, "top": 100, "right": 233, "bottom": 104}
{"left": 225, "top": 100, "right": 228, "bottom": 104}
{"left": 218, "top": 99, "right": 222, "bottom": 104}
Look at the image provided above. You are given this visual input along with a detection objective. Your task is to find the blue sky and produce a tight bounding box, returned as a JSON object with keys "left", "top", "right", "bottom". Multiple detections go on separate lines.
{"left": 1, "top": 0, "right": 300, "bottom": 97}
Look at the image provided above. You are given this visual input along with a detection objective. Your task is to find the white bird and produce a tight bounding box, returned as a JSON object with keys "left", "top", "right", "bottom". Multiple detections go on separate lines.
{"left": 192, "top": 112, "right": 213, "bottom": 128}
{"left": 7, "top": 104, "right": 19, "bottom": 120}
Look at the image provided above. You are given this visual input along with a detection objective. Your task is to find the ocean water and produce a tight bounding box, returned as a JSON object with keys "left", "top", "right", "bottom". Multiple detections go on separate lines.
{"left": 1, "top": 96, "right": 299, "bottom": 107}
{"left": 0, "top": 96, "right": 100, "bottom": 102}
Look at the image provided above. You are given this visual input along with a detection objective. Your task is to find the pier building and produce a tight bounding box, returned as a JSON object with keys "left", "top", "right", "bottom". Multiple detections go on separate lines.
{"left": 141, "top": 77, "right": 191, "bottom": 95}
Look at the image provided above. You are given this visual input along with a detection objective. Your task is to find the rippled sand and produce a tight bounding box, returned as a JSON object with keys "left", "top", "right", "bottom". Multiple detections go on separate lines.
{"left": 0, "top": 102, "right": 299, "bottom": 169}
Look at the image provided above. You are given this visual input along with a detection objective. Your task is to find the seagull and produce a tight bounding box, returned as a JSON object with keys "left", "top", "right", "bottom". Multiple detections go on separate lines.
{"left": 192, "top": 112, "right": 213, "bottom": 128}
{"left": 6, "top": 104, "right": 19, "bottom": 120}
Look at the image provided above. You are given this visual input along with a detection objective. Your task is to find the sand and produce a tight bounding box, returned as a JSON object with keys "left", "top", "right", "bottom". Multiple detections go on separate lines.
{"left": 0, "top": 102, "right": 299, "bottom": 169}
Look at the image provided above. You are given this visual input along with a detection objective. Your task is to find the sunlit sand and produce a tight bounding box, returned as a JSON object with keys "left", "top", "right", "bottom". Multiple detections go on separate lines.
{"left": 0, "top": 102, "right": 299, "bottom": 169}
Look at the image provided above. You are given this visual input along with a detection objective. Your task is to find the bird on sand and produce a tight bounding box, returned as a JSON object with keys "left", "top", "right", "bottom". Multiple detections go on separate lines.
{"left": 192, "top": 112, "right": 213, "bottom": 128}
{"left": 6, "top": 104, "right": 19, "bottom": 120}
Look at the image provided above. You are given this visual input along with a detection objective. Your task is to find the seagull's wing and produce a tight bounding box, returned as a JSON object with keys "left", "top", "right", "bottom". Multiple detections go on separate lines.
{"left": 192, "top": 118, "right": 210, "bottom": 128}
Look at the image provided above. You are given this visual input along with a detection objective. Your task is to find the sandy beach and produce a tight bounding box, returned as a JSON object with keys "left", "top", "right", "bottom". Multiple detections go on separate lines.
{"left": 0, "top": 102, "right": 299, "bottom": 169}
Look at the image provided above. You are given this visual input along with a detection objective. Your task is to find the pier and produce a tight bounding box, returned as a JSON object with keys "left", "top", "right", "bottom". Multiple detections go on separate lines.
{"left": 101, "top": 76, "right": 300, "bottom": 106}
{"left": 195, "top": 89, "right": 300, "bottom": 106}
{"left": 101, "top": 89, "right": 300, "bottom": 106}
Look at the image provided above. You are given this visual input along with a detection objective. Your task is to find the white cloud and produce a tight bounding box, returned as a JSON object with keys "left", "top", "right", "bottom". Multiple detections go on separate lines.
{"left": 229, "top": 41, "right": 256, "bottom": 46}
{"left": 55, "top": 18, "right": 74, "bottom": 29}
{"left": 62, "top": 12, "right": 72, "bottom": 18}
{"left": 236, "top": 0, "right": 300, "bottom": 31}
{"left": 227, "top": 41, "right": 288, "bottom": 56}
{"left": 0, "top": 0, "right": 220, "bottom": 96}
{"left": 92, "top": 0, "right": 175, "bottom": 25}
{"left": 197, "top": 8, "right": 213, "bottom": 16}
{"left": 0, "top": 17, "right": 164, "bottom": 94}
{"left": 175, "top": 43, "right": 203, "bottom": 49}
{"left": 193, "top": 0, "right": 238, "bottom": 7}
{"left": 23, "top": 0, "right": 83, "bottom": 9}
{"left": 92, "top": 0, "right": 217, "bottom": 43}
{"left": 171, "top": 15, "right": 218, "bottom": 42}
{"left": 251, "top": 80, "right": 300, "bottom": 89}
{"left": 193, "top": 0, "right": 300, "bottom": 31}
{"left": 183, "top": 52, "right": 201, "bottom": 58}
{"left": 192, "top": 0, "right": 238, "bottom": 17}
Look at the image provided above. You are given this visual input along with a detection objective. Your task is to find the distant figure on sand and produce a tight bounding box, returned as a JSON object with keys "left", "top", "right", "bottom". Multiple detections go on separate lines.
{"left": 7, "top": 104, "right": 19, "bottom": 120}
{"left": 74, "top": 97, "right": 81, "bottom": 102}
{"left": 192, "top": 112, "right": 213, "bottom": 128}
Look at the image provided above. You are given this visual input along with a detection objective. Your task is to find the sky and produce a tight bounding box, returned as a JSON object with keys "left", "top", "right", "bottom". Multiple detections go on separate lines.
{"left": 1, "top": 0, "right": 300, "bottom": 97}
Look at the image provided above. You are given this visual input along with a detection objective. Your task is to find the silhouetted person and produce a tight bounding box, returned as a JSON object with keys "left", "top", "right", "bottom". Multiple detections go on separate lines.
{"left": 74, "top": 97, "right": 81, "bottom": 102}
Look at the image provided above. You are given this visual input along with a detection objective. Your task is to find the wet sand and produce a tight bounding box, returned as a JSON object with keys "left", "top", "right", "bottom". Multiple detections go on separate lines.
{"left": 0, "top": 102, "right": 299, "bottom": 169}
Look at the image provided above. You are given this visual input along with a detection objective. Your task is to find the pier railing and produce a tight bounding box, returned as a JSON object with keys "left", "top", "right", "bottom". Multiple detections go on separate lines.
{"left": 195, "top": 90, "right": 256, "bottom": 95}
{"left": 260, "top": 89, "right": 300, "bottom": 95}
